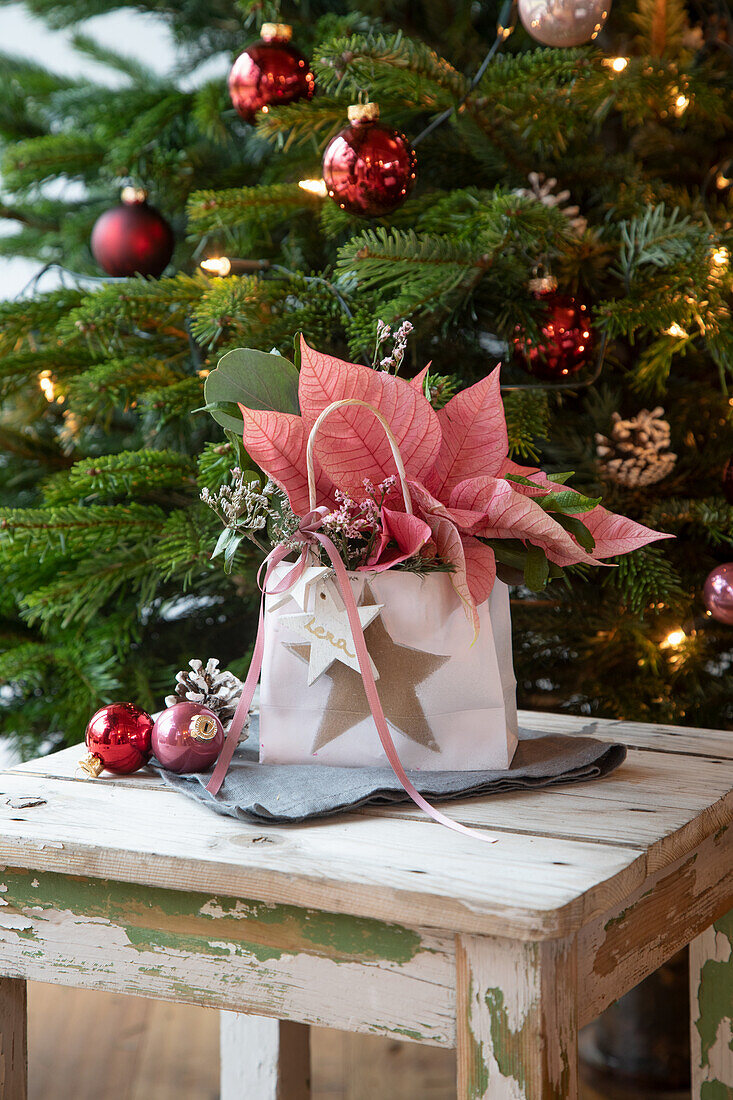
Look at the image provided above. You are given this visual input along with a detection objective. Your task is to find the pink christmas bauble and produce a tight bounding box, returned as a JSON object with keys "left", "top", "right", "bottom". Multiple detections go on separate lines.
{"left": 152, "top": 702, "right": 224, "bottom": 773}
{"left": 703, "top": 563, "right": 733, "bottom": 625}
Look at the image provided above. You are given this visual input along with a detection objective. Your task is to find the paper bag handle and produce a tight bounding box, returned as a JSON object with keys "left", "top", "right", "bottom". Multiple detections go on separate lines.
{"left": 306, "top": 399, "right": 413, "bottom": 515}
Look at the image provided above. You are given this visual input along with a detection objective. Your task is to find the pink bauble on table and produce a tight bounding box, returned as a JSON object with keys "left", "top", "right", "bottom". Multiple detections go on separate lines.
{"left": 152, "top": 702, "right": 225, "bottom": 774}
{"left": 703, "top": 563, "right": 733, "bottom": 625}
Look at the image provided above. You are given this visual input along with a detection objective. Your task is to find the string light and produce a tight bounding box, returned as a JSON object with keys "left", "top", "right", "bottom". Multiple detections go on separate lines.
{"left": 716, "top": 172, "right": 732, "bottom": 190}
{"left": 38, "top": 370, "right": 55, "bottom": 402}
{"left": 672, "top": 92, "right": 690, "bottom": 117}
{"left": 298, "top": 179, "right": 328, "bottom": 197}
{"left": 664, "top": 323, "right": 688, "bottom": 338}
{"left": 712, "top": 246, "right": 729, "bottom": 268}
{"left": 604, "top": 56, "right": 628, "bottom": 72}
{"left": 200, "top": 257, "right": 232, "bottom": 277}
{"left": 661, "top": 628, "right": 686, "bottom": 649}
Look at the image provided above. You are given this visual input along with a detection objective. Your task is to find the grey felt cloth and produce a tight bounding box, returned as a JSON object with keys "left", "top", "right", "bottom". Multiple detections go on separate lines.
{"left": 149, "top": 716, "right": 626, "bottom": 824}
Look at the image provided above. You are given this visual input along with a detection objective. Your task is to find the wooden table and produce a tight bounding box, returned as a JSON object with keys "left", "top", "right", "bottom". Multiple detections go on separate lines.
{"left": 0, "top": 712, "right": 730, "bottom": 1099}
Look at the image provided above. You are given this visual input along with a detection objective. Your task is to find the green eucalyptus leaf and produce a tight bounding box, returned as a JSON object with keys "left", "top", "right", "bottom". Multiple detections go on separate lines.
{"left": 212, "top": 527, "right": 234, "bottom": 559}
{"left": 204, "top": 347, "right": 300, "bottom": 434}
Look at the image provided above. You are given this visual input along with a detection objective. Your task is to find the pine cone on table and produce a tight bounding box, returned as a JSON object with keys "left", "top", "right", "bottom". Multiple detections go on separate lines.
{"left": 595, "top": 407, "right": 677, "bottom": 488}
{"left": 165, "top": 658, "right": 245, "bottom": 730}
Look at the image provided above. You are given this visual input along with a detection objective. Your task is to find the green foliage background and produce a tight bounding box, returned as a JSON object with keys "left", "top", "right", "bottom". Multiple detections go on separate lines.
{"left": 1, "top": 0, "right": 732, "bottom": 754}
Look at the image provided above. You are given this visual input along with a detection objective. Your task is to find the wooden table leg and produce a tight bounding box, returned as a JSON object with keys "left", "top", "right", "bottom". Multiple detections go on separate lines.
{"left": 0, "top": 977, "right": 27, "bottom": 1100}
{"left": 690, "top": 909, "right": 733, "bottom": 1099}
{"left": 456, "top": 933, "right": 577, "bottom": 1099}
{"left": 220, "top": 1011, "right": 311, "bottom": 1100}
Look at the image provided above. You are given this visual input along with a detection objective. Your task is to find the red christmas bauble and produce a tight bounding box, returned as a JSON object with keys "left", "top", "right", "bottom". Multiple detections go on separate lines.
{"left": 513, "top": 279, "right": 594, "bottom": 379}
{"left": 322, "top": 103, "right": 417, "bottom": 218}
{"left": 81, "top": 702, "right": 154, "bottom": 777}
{"left": 91, "top": 188, "right": 174, "bottom": 278}
{"left": 152, "top": 702, "right": 225, "bottom": 774}
{"left": 703, "top": 563, "right": 733, "bottom": 625}
{"left": 723, "top": 458, "right": 733, "bottom": 504}
{"left": 228, "top": 23, "right": 314, "bottom": 121}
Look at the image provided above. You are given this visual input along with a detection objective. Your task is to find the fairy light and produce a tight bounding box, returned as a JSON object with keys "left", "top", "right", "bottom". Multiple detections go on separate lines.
{"left": 298, "top": 179, "right": 328, "bottom": 197}
{"left": 38, "top": 370, "right": 55, "bottom": 403}
{"left": 665, "top": 323, "right": 688, "bottom": 339}
{"left": 200, "top": 257, "right": 232, "bottom": 277}
{"left": 661, "top": 628, "right": 686, "bottom": 649}
{"left": 716, "top": 172, "right": 732, "bottom": 190}
{"left": 712, "top": 246, "right": 729, "bottom": 268}
{"left": 673, "top": 92, "right": 690, "bottom": 117}
{"left": 197, "top": 368, "right": 210, "bottom": 379}
{"left": 604, "top": 56, "right": 628, "bottom": 72}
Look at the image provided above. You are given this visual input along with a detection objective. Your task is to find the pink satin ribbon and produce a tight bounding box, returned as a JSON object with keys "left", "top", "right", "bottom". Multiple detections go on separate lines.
{"left": 206, "top": 510, "right": 498, "bottom": 845}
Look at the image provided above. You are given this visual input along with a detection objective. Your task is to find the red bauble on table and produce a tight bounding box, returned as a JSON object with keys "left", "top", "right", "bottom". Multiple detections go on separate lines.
{"left": 703, "top": 563, "right": 733, "bottom": 625}
{"left": 513, "top": 277, "right": 594, "bottom": 380}
{"left": 91, "top": 187, "right": 174, "bottom": 278}
{"left": 228, "top": 23, "right": 314, "bottom": 122}
{"left": 152, "top": 701, "right": 224, "bottom": 774}
{"left": 322, "top": 102, "right": 417, "bottom": 218}
{"left": 80, "top": 702, "right": 154, "bottom": 778}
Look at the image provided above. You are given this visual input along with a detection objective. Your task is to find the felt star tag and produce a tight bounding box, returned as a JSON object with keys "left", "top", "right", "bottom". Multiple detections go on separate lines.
{"left": 267, "top": 565, "right": 331, "bottom": 613}
{"left": 280, "top": 578, "right": 382, "bottom": 686}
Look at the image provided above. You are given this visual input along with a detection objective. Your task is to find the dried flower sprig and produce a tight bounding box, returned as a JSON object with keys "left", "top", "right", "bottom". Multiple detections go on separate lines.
{"left": 372, "top": 318, "right": 414, "bottom": 373}
{"left": 202, "top": 467, "right": 279, "bottom": 572}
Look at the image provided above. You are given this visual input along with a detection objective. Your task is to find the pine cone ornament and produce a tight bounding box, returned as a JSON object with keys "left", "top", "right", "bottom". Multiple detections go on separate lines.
{"left": 595, "top": 407, "right": 677, "bottom": 488}
{"left": 165, "top": 658, "right": 245, "bottom": 730}
{"left": 514, "top": 172, "right": 587, "bottom": 235}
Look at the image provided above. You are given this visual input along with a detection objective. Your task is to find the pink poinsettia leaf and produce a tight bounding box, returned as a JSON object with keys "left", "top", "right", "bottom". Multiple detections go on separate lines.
{"left": 406, "top": 478, "right": 486, "bottom": 532}
{"left": 239, "top": 404, "right": 334, "bottom": 516}
{"left": 450, "top": 476, "right": 599, "bottom": 567}
{"left": 422, "top": 512, "right": 480, "bottom": 637}
{"left": 462, "top": 536, "right": 497, "bottom": 605}
{"left": 297, "top": 337, "right": 442, "bottom": 499}
{"left": 361, "top": 507, "right": 432, "bottom": 572}
{"left": 409, "top": 364, "right": 430, "bottom": 393}
{"left": 582, "top": 506, "right": 674, "bottom": 559}
{"left": 431, "top": 367, "right": 508, "bottom": 496}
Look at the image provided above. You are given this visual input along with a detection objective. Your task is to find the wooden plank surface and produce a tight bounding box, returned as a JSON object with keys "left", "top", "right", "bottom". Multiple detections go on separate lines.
{"left": 689, "top": 908, "right": 733, "bottom": 1099}
{"left": 1, "top": 713, "right": 731, "bottom": 939}
{"left": 220, "top": 1015, "right": 311, "bottom": 1100}
{"left": 0, "top": 770, "right": 646, "bottom": 938}
{"left": 0, "top": 976, "right": 26, "bottom": 1100}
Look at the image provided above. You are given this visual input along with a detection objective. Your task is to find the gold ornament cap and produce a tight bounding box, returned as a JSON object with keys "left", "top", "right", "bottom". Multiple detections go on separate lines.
{"left": 189, "top": 714, "right": 218, "bottom": 742}
{"left": 79, "top": 753, "right": 104, "bottom": 779}
{"left": 348, "top": 101, "right": 380, "bottom": 124}
{"left": 121, "top": 186, "right": 148, "bottom": 205}
{"left": 528, "top": 274, "right": 558, "bottom": 295}
{"left": 261, "top": 22, "right": 292, "bottom": 42}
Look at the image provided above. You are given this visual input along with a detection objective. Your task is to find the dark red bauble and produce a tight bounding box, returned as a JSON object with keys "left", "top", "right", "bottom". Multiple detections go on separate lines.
{"left": 723, "top": 458, "right": 733, "bottom": 504}
{"left": 513, "top": 282, "right": 594, "bottom": 380}
{"left": 322, "top": 104, "right": 417, "bottom": 218}
{"left": 81, "top": 702, "right": 154, "bottom": 777}
{"left": 91, "top": 189, "right": 174, "bottom": 278}
{"left": 228, "top": 23, "right": 314, "bottom": 121}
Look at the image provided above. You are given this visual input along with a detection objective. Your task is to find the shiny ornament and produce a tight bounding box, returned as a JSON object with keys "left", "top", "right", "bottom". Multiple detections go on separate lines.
{"left": 228, "top": 23, "right": 314, "bottom": 122}
{"left": 722, "top": 457, "right": 733, "bottom": 504}
{"left": 80, "top": 702, "right": 153, "bottom": 778}
{"left": 322, "top": 102, "right": 417, "bottom": 218}
{"left": 91, "top": 187, "right": 174, "bottom": 278}
{"left": 703, "top": 563, "right": 733, "bottom": 625}
{"left": 152, "top": 701, "right": 224, "bottom": 774}
{"left": 518, "top": 0, "right": 611, "bottom": 47}
{"left": 513, "top": 276, "right": 594, "bottom": 379}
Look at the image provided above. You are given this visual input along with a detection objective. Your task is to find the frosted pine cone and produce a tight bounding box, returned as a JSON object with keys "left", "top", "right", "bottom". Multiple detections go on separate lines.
{"left": 165, "top": 658, "right": 245, "bottom": 730}
{"left": 513, "top": 172, "right": 588, "bottom": 236}
{"left": 596, "top": 407, "right": 677, "bottom": 488}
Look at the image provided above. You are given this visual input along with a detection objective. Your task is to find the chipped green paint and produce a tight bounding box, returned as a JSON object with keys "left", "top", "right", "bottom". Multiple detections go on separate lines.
{"left": 701, "top": 1082, "right": 733, "bottom": 1100}
{"left": 695, "top": 910, "right": 733, "bottom": 1072}
{"left": 465, "top": 976, "right": 490, "bottom": 1098}
{"left": 715, "top": 825, "right": 730, "bottom": 843}
{"left": 483, "top": 982, "right": 569, "bottom": 1100}
{"left": 604, "top": 906, "right": 632, "bottom": 932}
{"left": 0, "top": 867, "right": 422, "bottom": 966}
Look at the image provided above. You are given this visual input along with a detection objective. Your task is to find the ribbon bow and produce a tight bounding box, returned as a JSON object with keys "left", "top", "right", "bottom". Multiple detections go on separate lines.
{"left": 206, "top": 512, "right": 498, "bottom": 846}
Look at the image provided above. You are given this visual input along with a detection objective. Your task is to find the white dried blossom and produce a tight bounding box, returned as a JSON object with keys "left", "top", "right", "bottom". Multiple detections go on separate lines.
{"left": 373, "top": 318, "right": 414, "bottom": 373}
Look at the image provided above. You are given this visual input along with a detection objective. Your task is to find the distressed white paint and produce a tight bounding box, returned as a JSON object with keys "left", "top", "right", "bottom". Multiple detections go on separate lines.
{"left": 221, "top": 1013, "right": 310, "bottom": 1100}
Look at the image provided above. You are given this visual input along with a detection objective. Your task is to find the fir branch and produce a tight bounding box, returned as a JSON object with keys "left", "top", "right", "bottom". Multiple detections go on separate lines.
{"left": 503, "top": 390, "right": 551, "bottom": 461}
{"left": 2, "top": 133, "right": 105, "bottom": 189}
{"left": 187, "top": 184, "right": 321, "bottom": 237}
{"left": 42, "top": 451, "right": 197, "bottom": 505}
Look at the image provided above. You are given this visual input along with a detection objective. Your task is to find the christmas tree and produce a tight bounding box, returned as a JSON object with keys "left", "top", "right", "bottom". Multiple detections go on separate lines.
{"left": 1, "top": 0, "right": 732, "bottom": 756}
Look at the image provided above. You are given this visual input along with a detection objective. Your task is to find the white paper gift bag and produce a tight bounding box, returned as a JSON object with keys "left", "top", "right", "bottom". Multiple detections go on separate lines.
{"left": 259, "top": 564, "right": 518, "bottom": 771}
